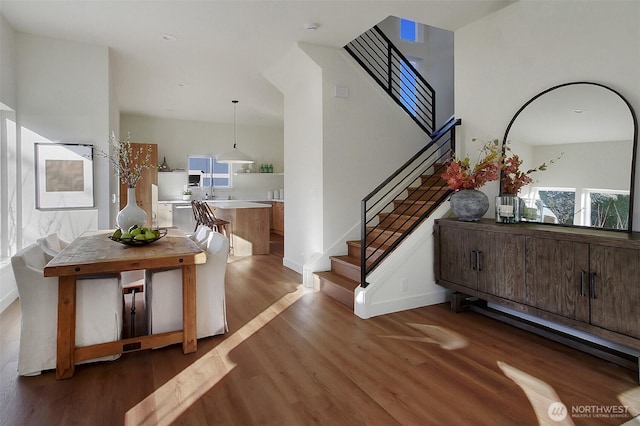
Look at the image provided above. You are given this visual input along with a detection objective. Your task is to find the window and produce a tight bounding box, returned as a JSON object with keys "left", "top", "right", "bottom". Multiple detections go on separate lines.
{"left": 534, "top": 189, "right": 576, "bottom": 225}
{"left": 187, "top": 156, "right": 231, "bottom": 188}
{"left": 585, "top": 190, "right": 629, "bottom": 230}
{"left": 400, "top": 59, "right": 418, "bottom": 115}
{"left": 400, "top": 19, "right": 418, "bottom": 42}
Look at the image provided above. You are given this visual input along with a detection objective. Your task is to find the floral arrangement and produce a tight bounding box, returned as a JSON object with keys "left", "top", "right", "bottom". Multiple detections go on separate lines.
{"left": 501, "top": 144, "right": 561, "bottom": 195}
{"left": 440, "top": 138, "right": 501, "bottom": 190}
{"left": 98, "top": 133, "right": 156, "bottom": 188}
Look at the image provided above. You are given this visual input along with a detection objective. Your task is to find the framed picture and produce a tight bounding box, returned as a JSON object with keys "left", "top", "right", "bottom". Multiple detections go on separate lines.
{"left": 35, "top": 143, "right": 94, "bottom": 209}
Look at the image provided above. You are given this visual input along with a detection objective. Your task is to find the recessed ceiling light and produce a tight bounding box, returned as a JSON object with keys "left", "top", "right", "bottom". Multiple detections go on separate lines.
{"left": 178, "top": 83, "right": 187, "bottom": 87}
{"left": 162, "top": 34, "right": 177, "bottom": 41}
{"left": 304, "top": 23, "right": 319, "bottom": 31}
{"left": 573, "top": 109, "right": 585, "bottom": 113}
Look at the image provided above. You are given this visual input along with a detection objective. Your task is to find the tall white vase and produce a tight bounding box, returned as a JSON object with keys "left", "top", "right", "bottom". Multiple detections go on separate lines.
{"left": 116, "top": 187, "right": 147, "bottom": 231}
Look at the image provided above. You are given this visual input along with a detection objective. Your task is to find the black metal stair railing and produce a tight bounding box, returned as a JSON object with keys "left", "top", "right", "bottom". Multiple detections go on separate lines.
{"left": 345, "top": 25, "right": 436, "bottom": 136}
{"left": 360, "top": 116, "right": 460, "bottom": 287}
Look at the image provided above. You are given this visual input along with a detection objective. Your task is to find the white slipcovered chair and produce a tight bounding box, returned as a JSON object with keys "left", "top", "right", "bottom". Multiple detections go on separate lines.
{"left": 11, "top": 243, "right": 123, "bottom": 376}
{"left": 36, "top": 233, "right": 69, "bottom": 262}
{"left": 188, "top": 224, "right": 212, "bottom": 248}
{"left": 145, "top": 231, "right": 229, "bottom": 340}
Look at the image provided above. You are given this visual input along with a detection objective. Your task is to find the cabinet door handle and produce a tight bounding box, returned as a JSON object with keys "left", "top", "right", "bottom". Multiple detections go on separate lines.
{"left": 580, "top": 271, "right": 586, "bottom": 297}
{"left": 476, "top": 251, "right": 482, "bottom": 272}
{"left": 589, "top": 272, "right": 597, "bottom": 299}
{"left": 470, "top": 250, "right": 477, "bottom": 271}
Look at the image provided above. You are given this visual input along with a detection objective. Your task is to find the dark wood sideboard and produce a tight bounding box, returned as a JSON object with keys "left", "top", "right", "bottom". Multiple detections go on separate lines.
{"left": 434, "top": 218, "right": 640, "bottom": 375}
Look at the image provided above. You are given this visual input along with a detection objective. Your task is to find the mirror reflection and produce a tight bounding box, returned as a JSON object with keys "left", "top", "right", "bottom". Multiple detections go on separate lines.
{"left": 503, "top": 82, "right": 637, "bottom": 231}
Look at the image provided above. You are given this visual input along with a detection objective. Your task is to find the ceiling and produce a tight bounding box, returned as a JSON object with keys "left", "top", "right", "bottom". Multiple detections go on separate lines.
{"left": 0, "top": 0, "right": 513, "bottom": 127}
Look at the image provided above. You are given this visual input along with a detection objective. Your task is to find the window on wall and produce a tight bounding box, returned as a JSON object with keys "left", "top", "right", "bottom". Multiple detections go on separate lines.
{"left": 187, "top": 156, "right": 231, "bottom": 188}
{"left": 585, "top": 190, "right": 629, "bottom": 230}
{"left": 400, "top": 18, "right": 418, "bottom": 42}
{"left": 400, "top": 59, "right": 418, "bottom": 116}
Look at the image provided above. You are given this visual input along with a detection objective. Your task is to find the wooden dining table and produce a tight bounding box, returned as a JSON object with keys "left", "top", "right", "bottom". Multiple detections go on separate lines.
{"left": 43, "top": 228, "right": 206, "bottom": 379}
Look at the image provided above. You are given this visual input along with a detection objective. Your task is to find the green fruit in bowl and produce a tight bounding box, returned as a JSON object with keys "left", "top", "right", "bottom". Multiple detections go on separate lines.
{"left": 128, "top": 224, "right": 139, "bottom": 233}
{"left": 152, "top": 230, "right": 160, "bottom": 238}
{"left": 120, "top": 232, "right": 132, "bottom": 240}
{"left": 134, "top": 234, "right": 147, "bottom": 241}
{"left": 131, "top": 228, "right": 142, "bottom": 236}
{"left": 112, "top": 229, "right": 122, "bottom": 239}
{"left": 144, "top": 230, "right": 155, "bottom": 240}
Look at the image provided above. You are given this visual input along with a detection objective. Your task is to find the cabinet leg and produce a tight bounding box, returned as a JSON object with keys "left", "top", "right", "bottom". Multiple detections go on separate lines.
{"left": 450, "top": 292, "right": 471, "bottom": 313}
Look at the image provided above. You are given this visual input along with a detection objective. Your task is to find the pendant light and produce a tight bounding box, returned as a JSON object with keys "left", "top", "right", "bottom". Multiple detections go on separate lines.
{"left": 217, "top": 100, "right": 254, "bottom": 164}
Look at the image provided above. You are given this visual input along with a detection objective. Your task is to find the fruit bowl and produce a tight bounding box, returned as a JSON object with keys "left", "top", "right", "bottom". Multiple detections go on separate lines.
{"left": 109, "top": 228, "right": 167, "bottom": 246}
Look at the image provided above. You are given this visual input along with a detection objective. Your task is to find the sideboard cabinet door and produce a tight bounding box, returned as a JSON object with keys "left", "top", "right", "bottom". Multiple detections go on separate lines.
{"left": 525, "top": 237, "right": 590, "bottom": 323}
{"left": 482, "top": 232, "right": 526, "bottom": 304}
{"left": 589, "top": 245, "right": 640, "bottom": 339}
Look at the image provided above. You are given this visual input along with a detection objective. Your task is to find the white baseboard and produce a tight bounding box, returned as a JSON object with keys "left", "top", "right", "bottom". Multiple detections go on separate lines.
{"left": 355, "top": 287, "right": 447, "bottom": 319}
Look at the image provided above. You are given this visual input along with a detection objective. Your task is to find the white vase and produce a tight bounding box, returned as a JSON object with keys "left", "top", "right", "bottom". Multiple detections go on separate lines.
{"left": 116, "top": 187, "right": 147, "bottom": 231}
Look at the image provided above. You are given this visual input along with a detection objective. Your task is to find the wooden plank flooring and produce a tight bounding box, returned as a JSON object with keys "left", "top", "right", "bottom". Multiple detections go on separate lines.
{"left": 1, "top": 234, "right": 639, "bottom": 425}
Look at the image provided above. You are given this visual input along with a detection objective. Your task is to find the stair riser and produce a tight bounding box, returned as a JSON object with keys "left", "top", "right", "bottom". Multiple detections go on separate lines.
{"left": 366, "top": 230, "right": 401, "bottom": 246}
{"left": 331, "top": 258, "right": 361, "bottom": 282}
{"left": 392, "top": 202, "right": 435, "bottom": 216}
{"left": 407, "top": 188, "right": 449, "bottom": 200}
{"left": 420, "top": 175, "right": 447, "bottom": 186}
{"left": 379, "top": 214, "right": 418, "bottom": 231}
{"left": 347, "top": 242, "right": 385, "bottom": 263}
{"left": 316, "top": 276, "right": 354, "bottom": 309}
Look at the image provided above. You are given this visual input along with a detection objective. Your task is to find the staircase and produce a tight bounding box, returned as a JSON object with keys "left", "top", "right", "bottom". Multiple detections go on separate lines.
{"left": 315, "top": 165, "right": 449, "bottom": 308}
{"left": 314, "top": 23, "right": 459, "bottom": 309}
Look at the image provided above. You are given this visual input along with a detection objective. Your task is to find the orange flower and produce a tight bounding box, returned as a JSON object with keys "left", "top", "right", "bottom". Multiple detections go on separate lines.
{"left": 500, "top": 145, "right": 561, "bottom": 195}
{"left": 441, "top": 139, "right": 501, "bottom": 190}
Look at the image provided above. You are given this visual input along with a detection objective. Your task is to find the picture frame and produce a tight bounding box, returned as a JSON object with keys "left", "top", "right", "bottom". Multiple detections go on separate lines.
{"left": 35, "top": 143, "right": 94, "bottom": 209}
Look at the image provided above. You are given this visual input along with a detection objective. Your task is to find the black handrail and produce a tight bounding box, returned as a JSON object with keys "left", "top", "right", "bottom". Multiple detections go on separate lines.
{"left": 345, "top": 25, "right": 436, "bottom": 136}
{"left": 360, "top": 116, "right": 460, "bottom": 287}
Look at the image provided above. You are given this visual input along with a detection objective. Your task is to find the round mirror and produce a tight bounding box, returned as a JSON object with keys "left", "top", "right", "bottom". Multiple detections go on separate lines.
{"left": 502, "top": 82, "right": 637, "bottom": 232}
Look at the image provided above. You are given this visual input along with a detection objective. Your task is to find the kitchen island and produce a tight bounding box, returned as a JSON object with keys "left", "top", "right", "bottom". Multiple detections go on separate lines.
{"left": 206, "top": 200, "right": 271, "bottom": 256}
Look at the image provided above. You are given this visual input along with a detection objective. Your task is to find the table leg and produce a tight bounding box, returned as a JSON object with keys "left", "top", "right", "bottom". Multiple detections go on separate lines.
{"left": 182, "top": 264, "right": 197, "bottom": 353}
{"left": 56, "top": 276, "right": 76, "bottom": 379}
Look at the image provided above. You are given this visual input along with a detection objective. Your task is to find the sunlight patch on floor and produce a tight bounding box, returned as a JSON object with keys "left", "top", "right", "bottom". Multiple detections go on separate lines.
{"left": 381, "top": 323, "right": 468, "bottom": 350}
{"left": 618, "top": 386, "right": 640, "bottom": 417}
{"left": 124, "top": 285, "right": 311, "bottom": 426}
{"left": 498, "top": 361, "right": 574, "bottom": 426}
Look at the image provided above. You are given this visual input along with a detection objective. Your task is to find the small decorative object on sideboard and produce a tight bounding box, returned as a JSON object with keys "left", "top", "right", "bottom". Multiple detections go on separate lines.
{"left": 182, "top": 189, "right": 193, "bottom": 201}
{"left": 441, "top": 138, "right": 501, "bottom": 221}
{"left": 495, "top": 194, "right": 521, "bottom": 223}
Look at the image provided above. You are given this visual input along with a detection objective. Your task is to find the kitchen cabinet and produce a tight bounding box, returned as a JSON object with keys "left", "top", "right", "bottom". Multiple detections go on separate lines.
{"left": 434, "top": 218, "right": 640, "bottom": 352}
{"left": 157, "top": 202, "right": 173, "bottom": 228}
{"left": 119, "top": 143, "right": 158, "bottom": 228}
{"left": 272, "top": 202, "right": 284, "bottom": 236}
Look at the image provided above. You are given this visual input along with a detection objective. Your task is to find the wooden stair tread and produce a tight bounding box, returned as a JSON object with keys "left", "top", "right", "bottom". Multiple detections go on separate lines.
{"left": 315, "top": 270, "right": 360, "bottom": 292}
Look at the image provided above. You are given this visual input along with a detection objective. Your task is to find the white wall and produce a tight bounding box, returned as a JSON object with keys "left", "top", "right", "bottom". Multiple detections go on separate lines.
{"left": 264, "top": 45, "right": 324, "bottom": 272}
{"left": 17, "top": 33, "right": 111, "bottom": 243}
{"left": 454, "top": 1, "right": 640, "bottom": 229}
{"left": 120, "top": 114, "right": 284, "bottom": 200}
{"left": 0, "top": 15, "right": 18, "bottom": 312}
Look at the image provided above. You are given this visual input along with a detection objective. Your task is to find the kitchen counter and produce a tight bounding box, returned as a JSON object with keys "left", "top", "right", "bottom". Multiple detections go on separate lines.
{"left": 159, "top": 199, "right": 283, "bottom": 205}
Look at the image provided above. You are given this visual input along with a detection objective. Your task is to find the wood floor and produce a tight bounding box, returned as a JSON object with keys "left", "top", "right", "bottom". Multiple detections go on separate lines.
{"left": 1, "top": 234, "right": 639, "bottom": 425}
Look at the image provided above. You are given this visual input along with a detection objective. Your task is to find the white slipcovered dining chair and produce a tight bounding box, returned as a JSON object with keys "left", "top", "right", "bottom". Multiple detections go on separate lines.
{"left": 145, "top": 231, "right": 229, "bottom": 340}
{"left": 36, "top": 233, "right": 69, "bottom": 262}
{"left": 11, "top": 243, "right": 123, "bottom": 376}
